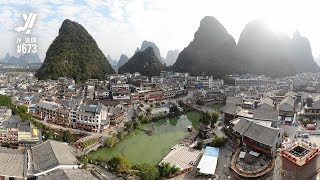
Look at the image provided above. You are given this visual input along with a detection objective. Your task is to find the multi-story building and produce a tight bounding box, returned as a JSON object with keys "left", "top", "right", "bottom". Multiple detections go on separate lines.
{"left": 274, "top": 139, "right": 320, "bottom": 180}
{"left": 35, "top": 101, "right": 70, "bottom": 126}
{"left": 71, "top": 103, "right": 109, "bottom": 132}
{"left": 198, "top": 76, "right": 213, "bottom": 89}
{"left": 94, "top": 86, "right": 109, "bottom": 99}
{"left": 111, "top": 83, "right": 131, "bottom": 100}
{"left": 303, "top": 97, "right": 320, "bottom": 119}
{"left": 17, "top": 122, "right": 39, "bottom": 148}
{"left": 278, "top": 96, "right": 296, "bottom": 124}
{"left": 231, "top": 118, "right": 283, "bottom": 156}
{"left": 0, "top": 115, "right": 39, "bottom": 148}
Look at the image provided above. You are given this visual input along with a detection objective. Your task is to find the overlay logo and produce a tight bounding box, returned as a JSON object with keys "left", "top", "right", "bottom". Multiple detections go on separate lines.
{"left": 15, "top": 12, "right": 37, "bottom": 34}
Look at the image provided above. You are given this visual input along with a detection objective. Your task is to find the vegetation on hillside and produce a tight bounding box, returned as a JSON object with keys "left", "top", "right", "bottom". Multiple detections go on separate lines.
{"left": 35, "top": 19, "right": 114, "bottom": 82}
{"left": 118, "top": 47, "right": 165, "bottom": 77}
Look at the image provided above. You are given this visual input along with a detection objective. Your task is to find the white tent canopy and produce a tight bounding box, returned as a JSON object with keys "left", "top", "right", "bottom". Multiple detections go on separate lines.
{"left": 197, "top": 146, "right": 219, "bottom": 175}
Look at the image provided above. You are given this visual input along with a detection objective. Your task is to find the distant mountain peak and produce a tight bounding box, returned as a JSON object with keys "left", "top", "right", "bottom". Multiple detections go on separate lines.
{"left": 118, "top": 47, "right": 164, "bottom": 76}
{"left": 1, "top": 52, "right": 42, "bottom": 65}
{"left": 5, "top": 52, "right": 10, "bottom": 59}
{"left": 165, "top": 49, "right": 180, "bottom": 66}
{"left": 116, "top": 54, "right": 129, "bottom": 69}
{"left": 173, "top": 16, "right": 319, "bottom": 77}
{"left": 137, "top": 40, "right": 162, "bottom": 61}
{"left": 107, "top": 54, "right": 117, "bottom": 66}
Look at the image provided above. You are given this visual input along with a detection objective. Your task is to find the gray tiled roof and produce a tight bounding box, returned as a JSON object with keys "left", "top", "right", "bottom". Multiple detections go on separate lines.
{"left": 312, "top": 101, "right": 320, "bottom": 109}
{"left": 0, "top": 147, "right": 26, "bottom": 178}
{"left": 222, "top": 104, "right": 242, "bottom": 115}
{"left": 280, "top": 96, "right": 295, "bottom": 106}
{"left": 79, "top": 104, "right": 102, "bottom": 114}
{"left": 279, "top": 96, "right": 295, "bottom": 112}
{"left": 19, "top": 121, "right": 31, "bottom": 132}
{"left": 258, "top": 97, "right": 274, "bottom": 107}
{"left": 37, "top": 169, "right": 97, "bottom": 180}
{"left": 233, "top": 118, "right": 280, "bottom": 146}
{"left": 226, "top": 96, "right": 243, "bottom": 105}
{"left": 32, "top": 140, "right": 78, "bottom": 173}
{"left": 37, "top": 101, "right": 59, "bottom": 111}
{"left": 8, "top": 115, "right": 22, "bottom": 129}
{"left": 253, "top": 109, "right": 279, "bottom": 121}
{"left": 232, "top": 118, "right": 252, "bottom": 135}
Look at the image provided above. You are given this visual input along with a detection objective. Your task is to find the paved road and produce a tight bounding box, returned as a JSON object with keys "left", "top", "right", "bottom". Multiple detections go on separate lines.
{"left": 193, "top": 105, "right": 215, "bottom": 113}
{"left": 43, "top": 121, "right": 92, "bottom": 135}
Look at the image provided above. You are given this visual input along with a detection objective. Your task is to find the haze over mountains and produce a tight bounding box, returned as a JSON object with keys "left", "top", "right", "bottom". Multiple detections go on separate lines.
{"left": 107, "top": 55, "right": 118, "bottom": 67}
{"left": 34, "top": 16, "right": 319, "bottom": 81}
{"left": 165, "top": 49, "right": 180, "bottom": 66}
{"left": 0, "top": 53, "right": 42, "bottom": 66}
{"left": 173, "top": 16, "right": 319, "bottom": 77}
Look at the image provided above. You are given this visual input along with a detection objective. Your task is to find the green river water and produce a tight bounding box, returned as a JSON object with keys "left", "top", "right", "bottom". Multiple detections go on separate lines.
{"left": 87, "top": 111, "right": 202, "bottom": 165}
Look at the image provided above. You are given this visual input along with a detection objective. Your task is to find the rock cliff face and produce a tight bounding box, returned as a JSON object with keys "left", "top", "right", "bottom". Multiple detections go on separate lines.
{"left": 136, "top": 40, "right": 164, "bottom": 64}
{"left": 173, "top": 16, "right": 238, "bottom": 77}
{"left": 173, "top": 16, "right": 319, "bottom": 77}
{"left": 35, "top": 19, "right": 114, "bottom": 81}
{"left": 118, "top": 47, "right": 165, "bottom": 77}
{"left": 116, "top": 54, "right": 129, "bottom": 69}
{"left": 165, "top": 49, "right": 180, "bottom": 66}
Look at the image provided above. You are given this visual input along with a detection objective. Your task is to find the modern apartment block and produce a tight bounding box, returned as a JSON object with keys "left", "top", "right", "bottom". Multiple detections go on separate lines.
{"left": 70, "top": 103, "right": 109, "bottom": 132}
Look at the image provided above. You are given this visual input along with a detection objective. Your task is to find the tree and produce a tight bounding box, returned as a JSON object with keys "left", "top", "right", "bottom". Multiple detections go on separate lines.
{"left": 141, "top": 115, "right": 151, "bottom": 124}
{"left": 169, "top": 103, "right": 181, "bottom": 117}
{"left": 133, "top": 117, "right": 141, "bottom": 128}
{"left": 159, "top": 162, "right": 180, "bottom": 178}
{"left": 81, "top": 155, "right": 88, "bottom": 169}
{"left": 0, "top": 95, "right": 12, "bottom": 107}
{"left": 195, "top": 140, "right": 204, "bottom": 150}
{"left": 63, "top": 131, "right": 74, "bottom": 143}
{"left": 210, "top": 112, "right": 219, "bottom": 128}
{"left": 118, "top": 131, "right": 125, "bottom": 141}
{"left": 124, "top": 121, "right": 134, "bottom": 132}
{"left": 177, "top": 100, "right": 185, "bottom": 107}
{"left": 211, "top": 135, "right": 226, "bottom": 147}
{"left": 196, "top": 99, "right": 205, "bottom": 106}
{"left": 146, "top": 108, "right": 152, "bottom": 115}
{"left": 200, "top": 113, "right": 210, "bottom": 125}
{"left": 105, "top": 134, "right": 117, "bottom": 148}
{"left": 298, "top": 117, "right": 309, "bottom": 127}
{"left": 109, "top": 155, "right": 131, "bottom": 174}
{"left": 135, "top": 163, "right": 159, "bottom": 180}
{"left": 201, "top": 112, "right": 219, "bottom": 126}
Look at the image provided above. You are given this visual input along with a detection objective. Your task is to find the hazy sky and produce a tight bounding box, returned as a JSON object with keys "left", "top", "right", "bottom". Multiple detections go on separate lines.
{"left": 0, "top": 0, "right": 319, "bottom": 61}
